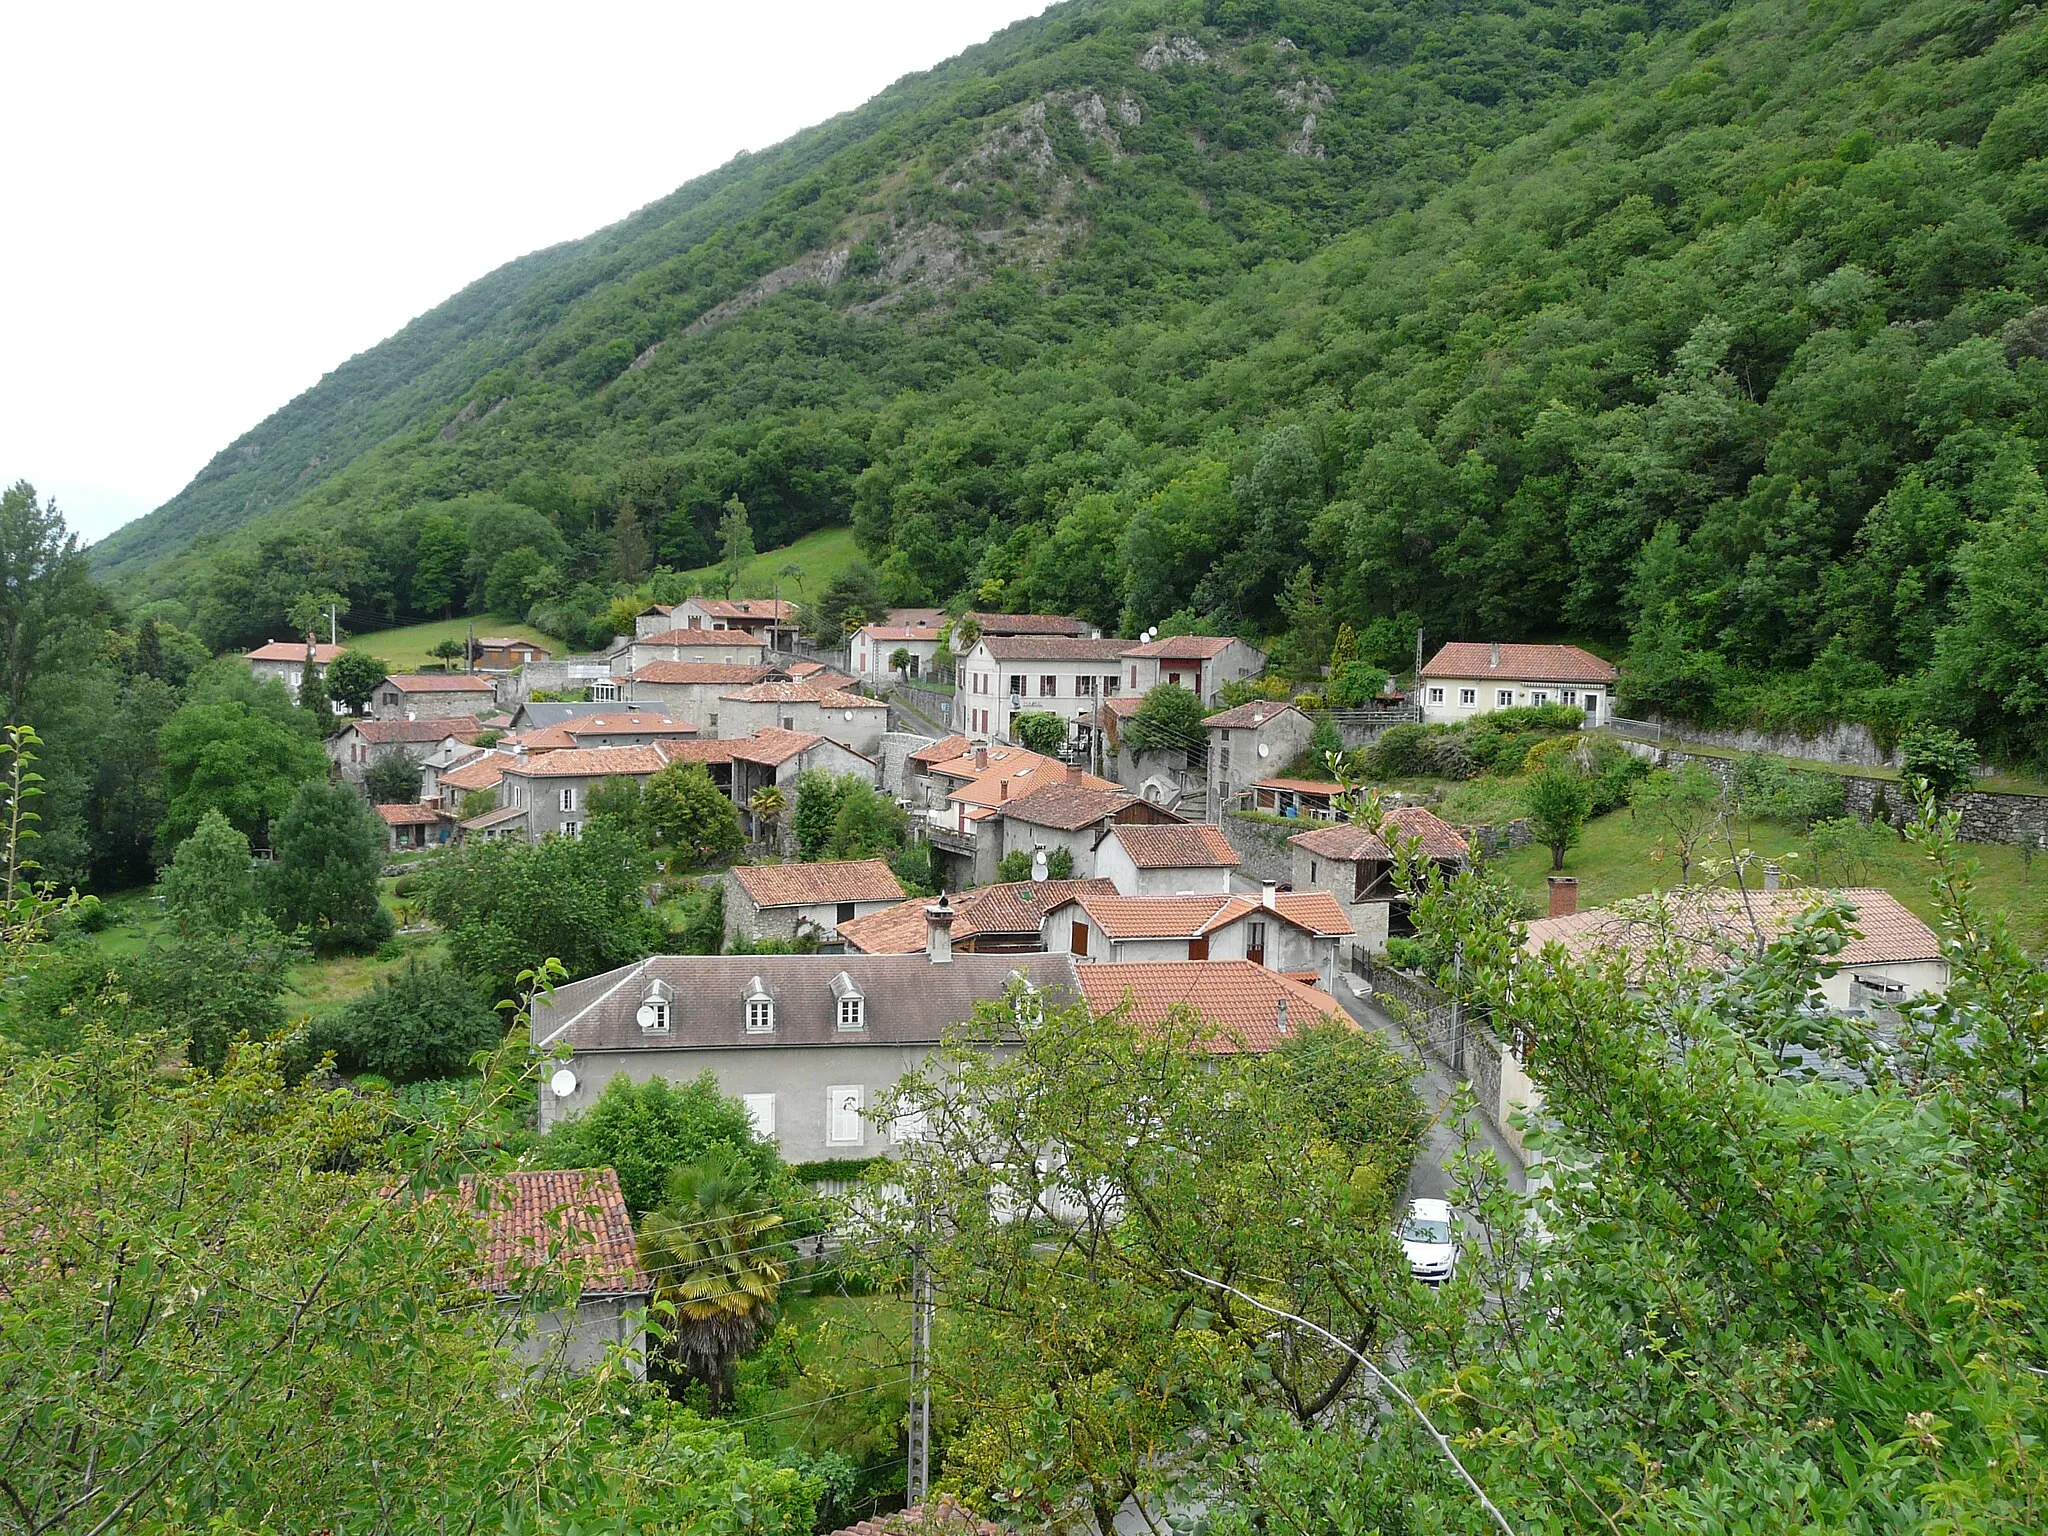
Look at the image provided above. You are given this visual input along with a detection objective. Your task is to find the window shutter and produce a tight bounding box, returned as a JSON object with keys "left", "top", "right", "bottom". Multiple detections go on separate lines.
{"left": 827, "top": 1085, "right": 864, "bottom": 1146}
{"left": 743, "top": 1093, "right": 776, "bottom": 1137}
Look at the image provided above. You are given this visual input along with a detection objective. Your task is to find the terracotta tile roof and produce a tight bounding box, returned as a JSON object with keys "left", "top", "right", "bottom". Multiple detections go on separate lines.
{"left": 636, "top": 627, "right": 769, "bottom": 648}
{"left": 1122, "top": 635, "right": 1236, "bottom": 659}
{"left": 964, "top": 611, "right": 1087, "bottom": 636}
{"left": 728, "top": 727, "right": 839, "bottom": 766}
{"left": 456, "top": 1169, "right": 647, "bottom": 1298}
{"left": 437, "top": 753, "right": 513, "bottom": 792}
{"left": 247, "top": 640, "right": 345, "bottom": 663}
{"left": 385, "top": 672, "right": 498, "bottom": 692}
{"left": 719, "top": 682, "right": 887, "bottom": 708}
{"left": 1203, "top": 702, "right": 1307, "bottom": 731}
{"left": 1271, "top": 889, "right": 1355, "bottom": 937}
{"left": 1523, "top": 887, "right": 1943, "bottom": 970}
{"left": 1107, "top": 822, "right": 1240, "bottom": 869}
{"left": 1075, "top": 891, "right": 1352, "bottom": 941}
{"left": 629, "top": 662, "right": 779, "bottom": 685}
{"left": 1097, "top": 694, "right": 1143, "bottom": 718}
{"left": 691, "top": 598, "right": 796, "bottom": 622}
{"left": 732, "top": 859, "right": 906, "bottom": 908}
{"left": 461, "top": 804, "right": 528, "bottom": 831}
{"left": 503, "top": 746, "right": 673, "bottom": 779}
{"left": 826, "top": 1497, "right": 1005, "bottom": 1536}
{"left": 788, "top": 666, "right": 858, "bottom": 690}
{"left": 909, "top": 734, "right": 972, "bottom": 766}
{"left": 375, "top": 802, "right": 443, "bottom": 826}
{"left": 564, "top": 714, "right": 699, "bottom": 737}
{"left": 1075, "top": 960, "right": 1345, "bottom": 1052}
{"left": 980, "top": 635, "right": 1129, "bottom": 663}
{"left": 507, "top": 725, "right": 580, "bottom": 750}
{"left": 886, "top": 607, "right": 947, "bottom": 628}
{"left": 855, "top": 624, "right": 947, "bottom": 641}
{"left": 1254, "top": 778, "right": 1344, "bottom": 796}
{"left": 656, "top": 739, "right": 741, "bottom": 766}
{"left": 933, "top": 749, "right": 1121, "bottom": 810}
{"left": 637, "top": 604, "right": 676, "bottom": 617}
{"left": 837, "top": 879, "right": 1119, "bottom": 953}
{"left": 1289, "top": 807, "right": 1471, "bottom": 863}
{"left": 534, "top": 953, "right": 1082, "bottom": 1052}
{"left": 1001, "top": 781, "right": 1137, "bottom": 831}
{"left": 340, "top": 717, "right": 486, "bottom": 745}
{"left": 474, "top": 636, "right": 546, "bottom": 650}
{"left": 1419, "top": 642, "right": 1616, "bottom": 684}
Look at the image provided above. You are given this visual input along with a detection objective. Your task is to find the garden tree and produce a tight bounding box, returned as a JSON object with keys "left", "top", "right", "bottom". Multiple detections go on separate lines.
{"left": 156, "top": 694, "right": 328, "bottom": 855}
{"left": 260, "top": 779, "right": 395, "bottom": 955}
{"left": 314, "top": 958, "right": 507, "bottom": 1082}
{"left": 889, "top": 645, "right": 913, "bottom": 677}
{"left": 585, "top": 772, "right": 646, "bottom": 833}
{"left": 1306, "top": 713, "right": 1344, "bottom": 772}
{"left": 1123, "top": 682, "right": 1207, "bottom": 759}
{"left": 717, "top": 496, "right": 755, "bottom": 597}
{"left": 748, "top": 783, "right": 786, "bottom": 845}
{"left": 877, "top": 989, "right": 1422, "bottom": 1536}
{"left": 140, "top": 914, "right": 297, "bottom": 1071}
{"left": 409, "top": 513, "right": 467, "bottom": 616}
{"left": 458, "top": 785, "right": 496, "bottom": 819}
{"left": 828, "top": 777, "right": 908, "bottom": 860}
{"left": 537, "top": 1070, "right": 783, "bottom": 1214}
{"left": 1803, "top": 814, "right": 1903, "bottom": 887}
{"left": 325, "top": 647, "right": 388, "bottom": 715}
{"left": 418, "top": 822, "right": 663, "bottom": 1000}
{"left": 0, "top": 481, "right": 97, "bottom": 724}
{"left": 363, "top": 750, "right": 424, "bottom": 804}
{"left": 297, "top": 649, "right": 333, "bottom": 724}
{"left": 612, "top": 499, "right": 652, "bottom": 584}
{"left": 807, "top": 562, "right": 884, "bottom": 642}
{"left": 996, "top": 845, "right": 1074, "bottom": 881}
{"left": 638, "top": 1149, "right": 789, "bottom": 1406}
{"left": 0, "top": 1029, "right": 820, "bottom": 1533}
{"left": 643, "top": 762, "right": 744, "bottom": 866}
{"left": 1901, "top": 723, "right": 1978, "bottom": 800}
{"left": 1522, "top": 759, "right": 1594, "bottom": 871}
{"left": 790, "top": 768, "right": 845, "bottom": 859}
{"left": 1010, "top": 710, "right": 1067, "bottom": 756}
{"left": 429, "top": 636, "right": 466, "bottom": 666}
{"left": 286, "top": 590, "right": 346, "bottom": 639}
{"left": 891, "top": 837, "right": 939, "bottom": 895}
{"left": 1275, "top": 562, "right": 1334, "bottom": 679}
{"left": 1729, "top": 751, "right": 1847, "bottom": 831}
{"left": 157, "top": 808, "right": 259, "bottom": 933}
{"left": 485, "top": 546, "right": 549, "bottom": 616}
{"left": 1628, "top": 762, "right": 1726, "bottom": 882}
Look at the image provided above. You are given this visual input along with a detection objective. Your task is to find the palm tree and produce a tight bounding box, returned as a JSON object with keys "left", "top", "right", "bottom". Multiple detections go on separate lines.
{"left": 636, "top": 1151, "right": 787, "bottom": 1404}
{"left": 748, "top": 784, "right": 787, "bottom": 847}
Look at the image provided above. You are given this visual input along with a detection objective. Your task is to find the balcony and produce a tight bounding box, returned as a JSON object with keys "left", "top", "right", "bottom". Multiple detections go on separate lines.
{"left": 928, "top": 823, "right": 977, "bottom": 856}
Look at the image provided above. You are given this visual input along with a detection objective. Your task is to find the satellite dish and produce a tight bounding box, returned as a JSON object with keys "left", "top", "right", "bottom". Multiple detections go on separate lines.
{"left": 844, "top": 709, "right": 854, "bottom": 720}
{"left": 1258, "top": 742, "right": 1270, "bottom": 758}
{"left": 549, "top": 1068, "right": 579, "bottom": 1099}
{"left": 635, "top": 1001, "right": 660, "bottom": 1030}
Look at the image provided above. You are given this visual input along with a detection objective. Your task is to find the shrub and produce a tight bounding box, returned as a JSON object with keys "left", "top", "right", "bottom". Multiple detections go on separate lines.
{"left": 1900, "top": 725, "right": 1978, "bottom": 800}
{"left": 534, "top": 1072, "right": 782, "bottom": 1215}
{"left": 319, "top": 960, "right": 508, "bottom": 1083}
{"left": 1011, "top": 711, "right": 1068, "bottom": 756}
{"left": 997, "top": 846, "right": 1075, "bottom": 882}
{"left": 70, "top": 894, "right": 107, "bottom": 933}
{"left": 1731, "top": 754, "right": 1847, "bottom": 828}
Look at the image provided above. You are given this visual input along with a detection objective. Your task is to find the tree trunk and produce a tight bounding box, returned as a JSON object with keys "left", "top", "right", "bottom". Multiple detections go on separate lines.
{"left": 1550, "top": 842, "right": 1566, "bottom": 871}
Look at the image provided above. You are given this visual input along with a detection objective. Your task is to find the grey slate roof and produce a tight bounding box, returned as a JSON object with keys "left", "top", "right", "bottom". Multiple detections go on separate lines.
{"left": 510, "top": 701, "right": 620, "bottom": 729}
{"left": 533, "top": 953, "right": 1082, "bottom": 1054}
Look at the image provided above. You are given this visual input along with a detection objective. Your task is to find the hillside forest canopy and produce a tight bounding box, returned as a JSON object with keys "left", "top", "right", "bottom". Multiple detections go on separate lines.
{"left": 64, "top": 0, "right": 2048, "bottom": 773}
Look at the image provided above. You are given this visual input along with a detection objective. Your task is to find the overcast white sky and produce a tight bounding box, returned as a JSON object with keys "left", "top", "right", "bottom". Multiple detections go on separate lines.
{"left": 0, "top": 1, "right": 1050, "bottom": 547}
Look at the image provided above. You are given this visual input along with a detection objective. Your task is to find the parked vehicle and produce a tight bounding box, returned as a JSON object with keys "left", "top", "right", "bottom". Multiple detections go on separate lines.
{"left": 1398, "top": 1197, "right": 1457, "bottom": 1285}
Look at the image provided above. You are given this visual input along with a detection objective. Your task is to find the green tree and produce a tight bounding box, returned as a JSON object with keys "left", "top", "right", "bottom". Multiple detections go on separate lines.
{"left": 889, "top": 645, "right": 913, "bottom": 677}
{"left": 1523, "top": 760, "right": 1594, "bottom": 870}
{"left": 790, "top": 769, "right": 846, "bottom": 860}
{"left": 612, "top": 500, "right": 653, "bottom": 585}
{"left": 460, "top": 498, "right": 567, "bottom": 606}
{"left": 325, "top": 647, "right": 389, "bottom": 715}
{"left": 537, "top": 1070, "right": 782, "bottom": 1215}
{"left": 317, "top": 958, "right": 507, "bottom": 1081}
{"left": 429, "top": 636, "right": 466, "bottom": 667}
{"left": 1628, "top": 762, "right": 1726, "bottom": 882}
{"left": 485, "top": 546, "right": 549, "bottom": 616}
{"left": 409, "top": 512, "right": 467, "bottom": 617}
{"left": 586, "top": 772, "right": 646, "bottom": 834}
{"left": 827, "top": 778, "right": 909, "bottom": 860}
{"left": 1306, "top": 713, "right": 1344, "bottom": 774}
{"left": 643, "top": 762, "right": 744, "bottom": 866}
{"left": 807, "top": 563, "right": 884, "bottom": 642}
{"left": 749, "top": 783, "right": 786, "bottom": 846}
{"left": 1901, "top": 723, "right": 1978, "bottom": 800}
{"left": 260, "top": 779, "right": 395, "bottom": 955}
{"left": 157, "top": 696, "right": 328, "bottom": 855}
{"left": 1124, "top": 683, "right": 1206, "bottom": 759}
{"left": 997, "top": 845, "right": 1074, "bottom": 881}
{"left": 157, "top": 808, "right": 259, "bottom": 933}
{"left": 0, "top": 481, "right": 97, "bottom": 725}
{"left": 717, "top": 496, "right": 755, "bottom": 597}
{"left": 297, "top": 649, "right": 333, "bottom": 725}
{"left": 1011, "top": 709, "right": 1068, "bottom": 755}
{"left": 363, "top": 751, "right": 424, "bottom": 804}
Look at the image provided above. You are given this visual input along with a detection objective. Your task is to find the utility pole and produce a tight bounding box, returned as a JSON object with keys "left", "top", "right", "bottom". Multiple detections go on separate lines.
{"left": 329, "top": 602, "right": 339, "bottom": 648}
{"left": 1412, "top": 626, "right": 1424, "bottom": 705}
{"left": 465, "top": 621, "right": 475, "bottom": 674}
{"left": 907, "top": 1220, "right": 933, "bottom": 1504}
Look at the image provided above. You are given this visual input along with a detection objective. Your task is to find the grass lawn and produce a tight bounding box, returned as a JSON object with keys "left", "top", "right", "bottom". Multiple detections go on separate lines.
{"left": 354, "top": 617, "right": 563, "bottom": 671}
{"left": 1492, "top": 806, "right": 2048, "bottom": 952}
{"left": 672, "top": 525, "right": 864, "bottom": 607}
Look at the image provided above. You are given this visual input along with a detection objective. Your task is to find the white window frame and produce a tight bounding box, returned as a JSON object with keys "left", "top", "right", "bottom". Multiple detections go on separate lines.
{"left": 559, "top": 786, "right": 576, "bottom": 812}
{"left": 1427, "top": 687, "right": 1444, "bottom": 705}
{"left": 742, "top": 1093, "right": 776, "bottom": 1137}
{"left": 1530, "top": 691, "right": 1549, "bottom": 706}
{"left": 892, "top": 1106, "right": 928, "bottom": 1143}
{"left": 1496, "top": 689, "right": 1514, "bottom": 708}
{"left": 827, "top": 1084, "right": 865, "bottom": 1146}
{"left": 837, "top": 995, "right": 865, "bottom": 1032}
{"left": 745, "top": 995, "right": 774, "bottom": 1033}
{"left": 561, "top": 820, "right": 581, "bottom": 838}
{"left": 640, "top": 998, "right": 669, "bottom": 1034}
{"left": 1459, "top": 688, "right": 1477, "bottom": 706}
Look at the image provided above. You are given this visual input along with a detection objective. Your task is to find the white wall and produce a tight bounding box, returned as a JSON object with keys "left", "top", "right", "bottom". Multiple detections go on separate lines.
{"left": 1418, "top": 677, "right": 1609, "bottom": 726}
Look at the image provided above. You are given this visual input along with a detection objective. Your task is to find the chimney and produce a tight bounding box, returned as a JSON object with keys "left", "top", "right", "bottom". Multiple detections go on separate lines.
{"left": 1275, "top": 993, "right": 1289, "bottom": 1037}
{"left": 925, "top": 895, "right": 955, "bottom": 964}
{"left": 1000, "top": 779, "right": 1009, "bottom": 801}
{"left": 1489, "top": 642, "right": 1501, "bottom": 670}
{"left": 1547, "top": 875, "right": 1578, "bottom": 918}
{"left": 1065, "top": 759, "right": 1079, "bottom": 784}
{"left": 1261, "top": 880, "right": 1278, "bottom": 910}
{"left": 1763, "top": 862, "right": 1782, "bottom": 891}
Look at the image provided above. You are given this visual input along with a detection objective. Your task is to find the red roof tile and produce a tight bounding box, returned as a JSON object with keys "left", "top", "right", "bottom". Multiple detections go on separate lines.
{"left": 629, "top": 662, "right": 779, "bottom": 685}
{"left": 1122, "top": 635, "right": 1237, "bottom": 659}
{"left": 826, "top": 1497, "right": 1005, "bottom": 1536}
{"left": 1419, "top": 642, "right": 1616, "bottom": 684}
{"left": 1203, "top": 702, "right": 1308, "bottom": 731}
{"left": 1289, "top": 807, "right": 1470, "bottom": 863}
{"left": 636, "top": 627, "right": 769, "bottom": 648}
{"left": 690, "top": 598, "right": 796, "bottom": 621}
{"left": 1523, "top": 886, "right": 1943, "bottom": 969}
{"left": 732, "top": 859, "right": 907, "bottom": 909}
{"left": 456, "top": 1169, "right": 646, "bottom": 1298}
{"left": 247, "top": 641, "right": 344, "bottom": 663}
{"left": 437, "top": 753, "right": 513, "bottom": 792}
{"left": 564, "top": 714, "right": 698, "bottom": 736}
{"left": 1107, "top": 822, "right": 1240, "bottom": 869}
{"left": 503, "top": 746, "right": 672, "bottom": 779}
{"left": 1254, "top": 778, "right": 1344, "bottom": 796}
{"left": 963, "top": 611, "right": 1087, "bottom": 636}
{"left": 1076, "top": 961, "right": 1346, "bottom": 1051}
{"left": 341, "top": 717, "right": 486, "bottom": 745}
{"left": 385, "top": 672, "right": 498, "bottom": 693}
{"left": 980, "top": 635, "right": 1128, "bottom": 663}
{"left": 837, "top": 879, "right": 1121, "bottom": 953}
{"left": 1001, "top": 781, "right": 1138, "bottom": 831}
{"left": 375, "top": 803, "right": 443, "bottom": 826}
{"left": 909, "top": 734, "right": 973, "bottom": 766}
{"left": 719, "top": 682, "right": 886, "bottom": 708}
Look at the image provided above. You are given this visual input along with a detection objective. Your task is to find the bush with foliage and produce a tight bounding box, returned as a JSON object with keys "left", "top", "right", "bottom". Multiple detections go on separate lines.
{"left": 259, "top": 779, "right": 395, "bottom": 955}
{"left": 996, "top": 845, "right": 1075, "bottom": 882}
{"left": 827, "top": 778, "right": 908, "bottom": 860}
{"left": 535, "top": 1071, "right": 786, "bottom": 1216}
{"left": 643, "top": 762, "right": 743, "bottom": 867}
{"left": 1123, "top": 683, "right": 1207, "bottom": 759}
{"left": 790, "top": 769, "right": 844, "bottom": 860}
{"left": 1900, "top": 724, "right": 1978, "bottom": 800}
{"left": 312, "top": 959, "right": 508, "bottom": 1082}
{"left": 1011, "top": 710, "right": 1068, "bottom": 756}
{"left": 363, "top": 752, "right": 423, "bottom": 804}
{"left": 1522, "top": 760, "right": 1594, "bottom": 871}
{"left": 1731, "top": 753, "right": 1848, "bottom": 829}
{"left": 585, "top": 772, "right": 646, "bottom": 833}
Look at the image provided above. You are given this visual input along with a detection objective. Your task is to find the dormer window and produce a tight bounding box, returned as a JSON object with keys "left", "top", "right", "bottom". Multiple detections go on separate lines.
{"left": 744, "top": 977, "right": 774, "bottom": 1033}
{"left": 637, "top": 978, "right": 672, "bottom": 1035}
{"left": 830, "top": 971, "right": 865, "bottom": 1032}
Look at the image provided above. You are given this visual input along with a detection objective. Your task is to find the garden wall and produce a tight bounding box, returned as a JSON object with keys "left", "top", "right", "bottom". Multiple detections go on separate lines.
{"left": 1646, "top": 716, "right": 1898, "bottom": 768}
{"left": 1220, "top": 813, "right": 1298, "bottom": 883}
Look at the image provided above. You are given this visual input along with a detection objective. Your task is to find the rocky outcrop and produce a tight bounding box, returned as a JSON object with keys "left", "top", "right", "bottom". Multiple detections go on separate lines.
{"left": 1139, "top": 35, "right": 1208, "bottom": 71}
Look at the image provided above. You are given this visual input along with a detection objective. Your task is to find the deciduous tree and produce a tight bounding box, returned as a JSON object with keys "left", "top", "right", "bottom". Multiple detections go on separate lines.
{"left": 260, "top": 778, "right": 395, "bottom": 954}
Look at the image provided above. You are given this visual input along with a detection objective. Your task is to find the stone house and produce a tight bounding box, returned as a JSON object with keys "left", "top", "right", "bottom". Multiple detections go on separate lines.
{"left": 722, "top": 859, "right": 908, "bottom": 949}
{"left": 1288, "top": 807, "right": 1471, "bottom": 957}
{"left": 916, "top": 744, "right": 1115, "bottom": 884}
{"left": 715, "top": 681, "right": 889, "bottom": 758}
{"left": 1094, "top": 822, "right": 1240, "bottom": 896}
{"left": 458, "top": 1168, "right": 648, "bottom": 1377}
{"left": 623, "top": 662, "right": 781, "bottom": 727}
{"left": 431, "top": 749, "right": 514, "bottom": 816}
{"left": 624, "top": 627, "right": 770, "bottom": 671}
{"left": 328, "top": 717, "right": 485, "bottom": 785}
{"left": 372, "top": 672, "right": 499, "bottom": 721}
{"left": 1120, "top": 635, "right": 1267, "bottom": 707}
{"left": 962, "top": 611, "right": 1094, "bottom": 638}
{"left": 956, "top": 636, "right": 1128, "bottom": 747}
{"left": 836, "top": 878, "right": 1119, "bottom": 955}
{"left": 1043, "top": 885, "right": 1352, "bottom": 991}
{"left": 671, "top": 597, "right": 799, "bottom": 652}
{"left": 498, "top": 745, "right": 675, "bottom": 841}
{"left": 992, "top": 778, "right": 1172, "bottom": 884}
{"left": 850, "top": 620, "right": 949, "bottom": 683}
{"left": 245, "top": 637, "right": 343, "bottom": 705}
{"left": 1417, "top": 641, "right": 1616, "bottom": 727}
{"left": 529, "top": 948, "right": 1083, "bottom": 1153}
{"left": 1202, "top": 703, "right": 1316, "bottom": 817}
{"left": 375, "top": 801, "right": 449, "bottom": 851}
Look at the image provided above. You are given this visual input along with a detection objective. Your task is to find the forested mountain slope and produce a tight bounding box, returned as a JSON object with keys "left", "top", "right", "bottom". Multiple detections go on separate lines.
{"left": 106, "top": 0, "right": 2048, "bottom": 767}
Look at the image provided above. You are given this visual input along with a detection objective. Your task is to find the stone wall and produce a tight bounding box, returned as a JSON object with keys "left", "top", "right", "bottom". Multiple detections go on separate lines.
{"left": 1219, "top": 813, "right": 1299, "bottom": 884}
{"left": 877, "top": 731, "right": 940, "bottom": 798}
{"left": 1328, "top": 709, "right": 1425, "bottom": 751}
{"left": 1645, "top": 716, "right": 1898, "bottom": 768}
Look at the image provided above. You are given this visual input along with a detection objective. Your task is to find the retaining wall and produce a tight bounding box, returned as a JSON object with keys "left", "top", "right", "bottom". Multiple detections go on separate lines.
{"left": 1219, "top": 813, "right": 1298, "bottom": 884}
{"left": 1646, "top": 716, "right": 1899, "bottom": 768}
